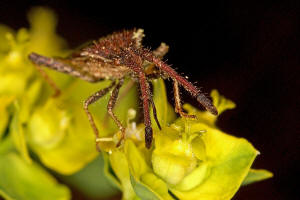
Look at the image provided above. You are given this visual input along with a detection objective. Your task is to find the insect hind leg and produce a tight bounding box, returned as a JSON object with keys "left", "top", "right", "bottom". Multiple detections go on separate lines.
{"left": 29, "top": 53, "right": 61, "bottom": 97}
{"left": 83, "top": 81, "right": 116, "bottom": 151}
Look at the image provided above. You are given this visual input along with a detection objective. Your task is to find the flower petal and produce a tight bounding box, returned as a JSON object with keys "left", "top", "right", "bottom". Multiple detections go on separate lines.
{"left": 171, "top": 124, "right": 259, "bottom": 200}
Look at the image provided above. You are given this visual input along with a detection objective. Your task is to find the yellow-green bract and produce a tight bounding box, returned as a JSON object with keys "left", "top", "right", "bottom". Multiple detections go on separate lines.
{"left": 106, "top": 81, "right": 273, "bottom": 200}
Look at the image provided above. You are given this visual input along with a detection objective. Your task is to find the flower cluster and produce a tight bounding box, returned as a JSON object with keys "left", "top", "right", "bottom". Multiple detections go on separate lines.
{"left": 103, "top": 80, "right": 273, "bottom": 200}
{"left": 0, "top": 7, "right": 272, "bottom": 200}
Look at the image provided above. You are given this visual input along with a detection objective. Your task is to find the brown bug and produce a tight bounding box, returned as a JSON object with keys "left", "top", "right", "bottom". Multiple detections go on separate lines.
{"left": 28, "top": 29, "right": 218, "bottom": 150}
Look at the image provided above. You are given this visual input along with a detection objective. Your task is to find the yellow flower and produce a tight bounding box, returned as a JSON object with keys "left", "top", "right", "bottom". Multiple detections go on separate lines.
{"left": 106, "top": 79, "right": 273, "bottom": 200}
{"left": 0, "top": 7, "right": 272, "bottom": 200}
{"left": 0, "top": 6, "right": 139, "bottom": 175}
{"left": 0, "top": 7, "right": 72, "bottom": 200}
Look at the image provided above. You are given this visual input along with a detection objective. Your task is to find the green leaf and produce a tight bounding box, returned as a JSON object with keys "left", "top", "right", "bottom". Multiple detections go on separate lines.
{"left": 102, "top": 152, "right": 122, "bottom": 190}
{"left": 242, "top": 169, "right": 273, "bottom": 186}
{"left": 10, "top": 101, "right": 31, "bottom": 163}
{"left": 0, "top": 152, "right": 70, "bottom": 200}
{"left": 139, "top": 173, "right": 174, "bottom": 200}
{"left": 109, "top": 148, "right": 137, "bottom": 200}
{"left": 130, "top": 175, "right": 160, "bottom": 200}
{"left": 0, "top": 96, "right": 14, "bottom": 139}
{"left": 59, "top": 155, "right": 120, "bottom": 199}
{"left": 150, "top": 78, "right": 176, "bottom": 130}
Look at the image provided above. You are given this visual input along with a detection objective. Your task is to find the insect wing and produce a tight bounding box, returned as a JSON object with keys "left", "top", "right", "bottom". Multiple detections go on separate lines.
{"left": 52, "top": 57, "right": 100, "bottom": 82}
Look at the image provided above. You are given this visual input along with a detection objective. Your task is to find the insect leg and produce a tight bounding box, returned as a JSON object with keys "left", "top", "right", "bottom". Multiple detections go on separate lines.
{"left": 30, "top": 61, "right": 61, "bottom": 97}
{"left": 142, "top": 53, "right": 218, "bottom": 115}
{"left": 121, "top": 52, "right": 155, "bottom": 148}
{"left": 107, "top": 79, "right": 126, "bottom": 147}
{"left": 137, "top": 71, "right": 153, "bottom": 149}
{"left": 83, "top": 81, "right": 116, "bottom": 151}
{"left": 173, "top": 79, "right": 196, "bottom": 119}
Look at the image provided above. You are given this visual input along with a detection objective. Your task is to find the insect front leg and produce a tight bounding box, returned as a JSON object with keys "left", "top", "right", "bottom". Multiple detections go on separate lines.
{"left": 173, "top": 79, "right": 196, "bottom": 119}
{"left": 83, "top": 81, "right": 116, "bottom": 151}
{"left": 142, "top": 53, "right": 218, "bottom": 115}
{"left": 107, "top": 79, "right": 126, "bottom": 147}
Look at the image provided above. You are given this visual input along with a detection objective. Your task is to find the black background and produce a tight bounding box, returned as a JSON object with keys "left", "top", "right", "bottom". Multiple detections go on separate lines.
{"left": 0, "top": 0, "right": 299, "bottom": 200}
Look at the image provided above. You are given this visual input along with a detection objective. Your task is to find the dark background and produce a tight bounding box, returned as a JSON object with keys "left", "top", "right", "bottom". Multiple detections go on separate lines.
{"left": 0, "top": 0, "right": 299, "bottom": 199}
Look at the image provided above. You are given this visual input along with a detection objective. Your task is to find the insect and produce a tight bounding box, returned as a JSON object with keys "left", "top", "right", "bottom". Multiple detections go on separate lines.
{"left": 28, "top": 29, "right": 218, "bottom": 150}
